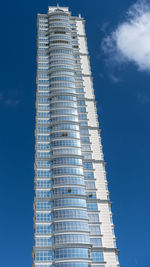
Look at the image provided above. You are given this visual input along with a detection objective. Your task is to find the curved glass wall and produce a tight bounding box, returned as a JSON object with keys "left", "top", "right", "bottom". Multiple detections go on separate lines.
{"left": 55, "top": 234, "right": 90, "bottom": 245}
{"left": 54, "top": 209, "right": 88, "bottom": 220}
{"left": 54, "top": 198, "right": 86, "bottom": 208}
{"left": 51, "top": 132, "right": 79, "bottom": 139}
{"left": 55, "top": 221, "right": 89, "bottom": 232}
{"left": 55, "top": 263, "right": 90, "bottom": 267}
{"left": 53, "top": 187, "right": 85, "bottom": 196}
{"left": 53, "top": 177, "right": 84, "bottom": 185}
{"left": 55, "top": 248, "right": 90, "bottom": 259}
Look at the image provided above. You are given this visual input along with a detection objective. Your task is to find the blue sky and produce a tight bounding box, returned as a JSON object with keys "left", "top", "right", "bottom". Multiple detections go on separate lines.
{"left": 0, "top": 0, "right": 150, "bottom": 266}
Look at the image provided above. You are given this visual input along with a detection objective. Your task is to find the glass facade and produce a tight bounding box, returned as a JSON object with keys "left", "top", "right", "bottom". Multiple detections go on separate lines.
{"left": 33, "top": 5, "right": 119, "bottom": 267}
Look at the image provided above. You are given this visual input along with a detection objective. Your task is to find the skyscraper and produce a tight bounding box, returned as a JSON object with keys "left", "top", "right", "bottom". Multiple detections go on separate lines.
{"left": 33, "top": 5, "right": 120, "bottom": 267}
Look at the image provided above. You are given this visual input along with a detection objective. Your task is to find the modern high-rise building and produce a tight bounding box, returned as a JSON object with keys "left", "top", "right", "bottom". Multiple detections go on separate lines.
{"left": 33, "top": 5, "right": 120, "bottom": 267}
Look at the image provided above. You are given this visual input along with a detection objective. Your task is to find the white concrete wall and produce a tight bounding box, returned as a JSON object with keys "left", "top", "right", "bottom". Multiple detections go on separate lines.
{"left": 98, "top": 202, "right": 114, "bottom": 247}
{"left": 76, "top": 17, "right": 119, "bottom": 267}
{"left": 104, "top": 253, "right": 119, "bottom": 267}
{"left": 93, "top": 162, "right": 108, "bottom": 200}
{"left": 76, "top": 20, "right": 85, "bottom": 35}
{"left": 80, "top": 55, "right": 90, "bottom": 75}
{"left": 89, "top": 129, "right": 104, "bottom": 161}
{"left": 78, "top": 36, "right": 88, "bottom": 54}
{"left": 86, "top": 101, "right": 98, "bottom": 128}
{"left": 83, "top": 76, "right": 93, "bottom": 99}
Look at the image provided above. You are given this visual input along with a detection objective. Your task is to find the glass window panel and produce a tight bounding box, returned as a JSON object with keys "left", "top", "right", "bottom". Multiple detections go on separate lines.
{"left": 54, "top": 209, "right": 88, "bottom": 219}
{"left": 89, "top": 225, "right": 101, "bottom": 235}
{"left": 91, "top": 251, "right": 104, "bottom": 262}
{"left": 53, "top": 167, "right": 83, "bottom": 175}
{"left": 55, "top": 221, "right": 89, "bottom": 232}
{"left": 54, "top": 198, "right": 86, "bottom": 207}
{"left": 55, "top": 248, "right": 89, "bottom": 259}
{"left": 88, "top": 213, "right": 99, "bottom": 222}
{"left": 55, "top": 234, "right": 90, "bottom": 244}
{"left": 35, "top": 250, "right": 54, "bottom": 261}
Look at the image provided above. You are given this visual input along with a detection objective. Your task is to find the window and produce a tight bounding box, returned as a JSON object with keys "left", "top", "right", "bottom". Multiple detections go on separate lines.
{"left": 83, "top": 162, "right": 93, "bottom": 169}
{"left": 52, "top": 95, "right": 76, "bottom": 101}
{"left": 36, "top": 180, "right": 52, "bottom": 188}
{"left": 55, "top": 248, "right": 89, "bottom": 259}
{"left": 51, "top": 49, "right": 72, "bottom": 54}
{"left": 52, "top": 123, "right": 79, "bottom": 131}
{"left": 87, "top": 203, "right": 98, "bottom": 211}
{"left": 51, "top": 70, "right": 74, "bottom": 76}
{"left": 53, "top": 177, "right": 84, "bottom": 186}
{"left": 52, "top": 167, "right": 83, "bottom": 175}
{"left": 55, "top": 221, "right": 89, "bottom": 232}
{"left": 38, "top": 85, "right": 50, "bottom": 90}
{"left": 53, "top": 157, "right": 82, "bottom": 166}
{"left": 78, "top": 114, "right": 87, "bottom": 120}
{"left": 36, "top": 223, "right": 54, "bottom": 235}
{"left": 89, "top": 225, "right": 101, "bottom": 235}
{"left": 81, "top": 145, "right": 91, "bottom": 151}
{"left": 82, "top": 153, "right": 92, "bottom": 160}
{"left": 90, "top": 238, "right": 102, "bottom": 247}
{"left": 50, "top": 76, "right": 75, "bottom": 82}
{"left": 54, "top": 209, "right": 88, "bottom": 219}
{"left": 37, "top": 143, "right": 51, "bottom": 150}
{"left": 55, "top": 263, "right": 89, "bottom": 267}
{"left": 35, "top": 237, "right": 54, "bottom": 247}
{"left": 50, "top": 82, "right": 75, "bottom": 88}
{"left": 36, "top": 201, "right": 53, "bottom": 210}
{"left": 51, "top": 109, "right": 77, "bottom": 116}
{"left": 80, "top": 128, "right": 89, "bottom": 135}
{"left": 37, "top": 135, "right": 50, "bottom": 141}
{"left": 81, "top": 137, "right": 90, "bottom": 144}
{"left": 36, "top": 212, "right": 53, "bottom": 222}
{"left": 55, "top": 234, "right": 89, "bottom": 244}
{"left": 54, "top": 198, "right": 86, "bottom": 208}
{"left": 36, "top": 190, "right": 53, "bottom": 198}
{"left": 37, "top": 152, "right": 51, "bottom": 158}
{"left": 78, "top": 108, "right": 88, "bottom": 113}
{"left": 91, "top": 251, "right": 104, "bottom": 262}
{"left": 38, "top": 97, "right": 49, "bottom": 103}
{"left": 51, "top": 140, "right": 80, "bottom": 147}
{"left": 87, "top": 192, "right": 97, "bottom": 199}
{"left": 80, "top": 121, "right": 88, "bottom": 126}
{"left": 37, "top": 126, "right": 50, "bottom": 133}
{"left": 88, "top": 213, "right": 99, "bottom": 222}
{"left": 51, "top": 101, "right": 77, "bottom": 108}
{"left": 84, "top": 172, "right": 94, "bottom": 179}
{"left": 54, "top": 187, "right": 85, "bottom": 195}
{"left": 35, "top": 250, "right": 54, "bottom": 261}
{"left": 51, "top": 88, "right": 76, "bottom": 94}
{"left": 38, "top": 105, "right": 50, "bottom": 111}
{"left": 53, "top": 148, "right": 81, "bottom": 156}
{"left": 51, "top": 132, "right": 79, "bottom": 139}
{"left": 37, "top": 160, "right": 51, "bottom": 168}
{"left": 50, "top": 64, "right": 74, "bottom": 70}
{"left": 36, "top": 170, "right": 52, "bottom": 178}
{"left": 77, "top": 100, "right": 86, "bottom": 106}
{"left": 85, "top": 181, "right": 96, "bottom": 189}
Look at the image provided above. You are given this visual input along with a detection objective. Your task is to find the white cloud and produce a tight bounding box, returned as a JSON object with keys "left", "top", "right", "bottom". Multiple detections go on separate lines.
{"left": 108, "top": 73, "right": 121, "bottom": 83}
{"left": 102, "top": 0, "right": 150, "bottom": 72}
{"left": 0, "top": 91, "right": 21, "bottom": 108}
{"left": 137, "top": 92, "right": 150, "bottom": 104}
